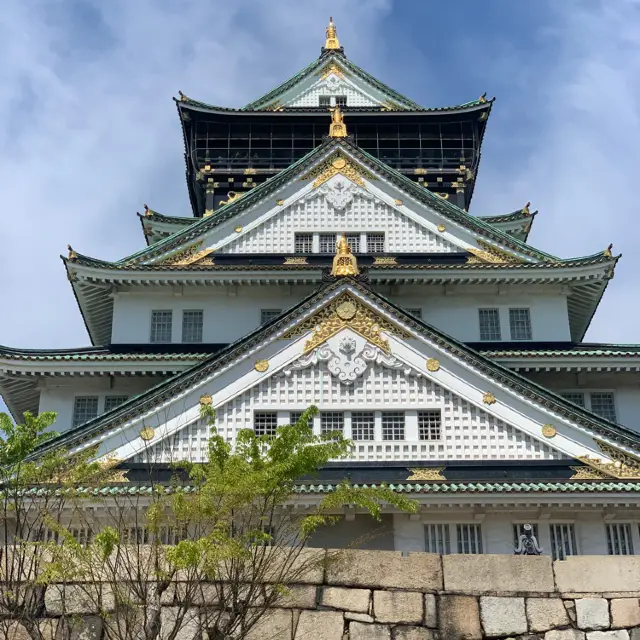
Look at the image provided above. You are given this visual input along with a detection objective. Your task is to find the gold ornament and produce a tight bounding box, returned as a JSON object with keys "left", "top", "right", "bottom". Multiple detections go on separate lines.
{"left": 199, "top": 394, "right": 213, "bottom": 406}
{"left": 319, "top": 63, "right": 345, "bottom": 80}
{"left": 301, "top": 153, "right": 374, "bottom": 189}
{"left": 426, "top": 358, "right": 440, "bottom": 372}
{"left": 219, "top": 191, "right": 243, "bottom": 207}
{"left": 159, "top": 242, "right": 204, "bottom": 266}
{"left": 483, "top": 392, "right": 497, "bottom": 405}
{"left": 541, "top": 424, "right": 557, "bottom": 438}
{"left": 254, "top": 359, "right": 269, "bottom": 372}
{"left": 284, "top": 256, "right": 308, "bottom": 265}
{"left": 394, "top": 199, "right": 403, "bottom": 206}
{"left": 437, "top": 224, "right": 446, "bottom": 232}
{"left": 324, "top": 16, "right": 340, "bottom": 50}
{"left": 328, "top": 105, "right": 347, "bottom": 138}
{"left": 331, "top": 157, "right": 346, "bottom": 170}
{"left": 373, "top": 256, "right": 397, "bottom": 265}
{"left": 234, "top": 226, "right": 243, "bottom": 233}
{"left": 569, "top": 465, "right": 610, "bottom": 480}
{"left": 407, "top": 467, "right": 446, "bottom": 481}
{"left": 336, "top": 300, "right": 357, "bottom": 321}
{"left": 276, "top": 199, "right": 285, "bottom": 206}
{"left": 414, "top": 168, "right": 427, "bottom": 175}
{"left": 331, "top": 235, "right": 359, "bottom": 277}
{"left": 139, "top": 427, "right": 155, "bottom": 441}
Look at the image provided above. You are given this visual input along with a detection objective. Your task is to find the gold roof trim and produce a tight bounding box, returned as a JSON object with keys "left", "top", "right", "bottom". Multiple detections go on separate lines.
{"left": 300, "top": 152, "right": 375, "bottom": 189}
{"left": 575, "top": 439, "right": 640, "bottom": 479}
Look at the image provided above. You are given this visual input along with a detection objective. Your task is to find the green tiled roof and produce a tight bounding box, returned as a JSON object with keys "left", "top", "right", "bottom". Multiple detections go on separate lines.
{"left": 478, "top": 208, "right": 537, "bottom": 224}
{"left": 481, "top": 345, "right": 640, "bottom": 358}
{"left": 0, "top": 346, "right": 210, "bottom": 362}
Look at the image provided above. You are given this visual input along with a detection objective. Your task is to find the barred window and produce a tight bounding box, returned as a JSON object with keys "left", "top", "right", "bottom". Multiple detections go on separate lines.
{"left": 70, "top": 527, "right": 93, "bottom": 546}
{"left": 607, "top": 524, "right": 634, "bottom": 555}
{"left": 345, "top": 233, "right": 360, "bottom": 253}
{"left": 457, "top": 524, "right": 483, "bottom": 554}
{"left": 406, "top": 308, "right": 422, "bottom": 320}
{"left": 150, "top": 310, "right": 173, "bottom": 343}
{"left": 182, "top": 310, "right": 203, "bottom": 343}
{"left": 425, "top": 524, "right": 451, "bottom": 555}
{"left": 159, "top": 526, "right": 188, "bottom": 545}
{"left": 479, "top": 309, "right": 501, "bottom": 341}
{"left": 319, "top": 96, "right": 331, "bottom": 107}
{"left": 367, "top": 233, "right": 385, "bottom": 253}
{"left": 418, "top": 411, "right": 442, "bottom": 440}
{"left": 260, "top": 309, "right": 282, "bottom": 326}
{"left": 549, "top": 524, "right": 578, "bottom": 560}
{"left": 289, "top": 411, "right": 304, "bottom": 425}
{"left": 382, "top": 412, "right": 405, "bottom": 440}
{"left": 321, "top": 412, "right": 344, "bottom": 436}
{"left": 351, "top": 412, "right": 375, "bottom": 441}
{"left": 294, "top": 233, "right": 313, "bottom": 253}
{"left": 122, "top": 527, "right": 149, "bottom": 545}
{"left": 104, "top": 396, "right": 128, "bottom": 412}
{"left": 590, "top": 392, "right": 617, "bottom": 422}
{"left": 254, "top": 412, "right": 278, "bottom": 437}
{"left": 512, "top": 523, "right": 539, "bottom": 549}
{"left": 509, "top": 308, "right": 532, "bottom": 340}
{"left": 335, "top": 95, "right": 347, "bottom": 107}
{"left": 560, "top": 392, "right": 586, "bottom": 407}
{"left": 73, "top": 397, "right": 99, "bottom": 427}
{"left": 319, "top": 233, "right": 336, "bottom": 253}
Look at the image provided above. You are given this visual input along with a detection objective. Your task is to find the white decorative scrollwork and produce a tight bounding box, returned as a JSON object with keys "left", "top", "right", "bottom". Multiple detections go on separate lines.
{"left": 300, "top": 175, "right": 373, "bottom": 212}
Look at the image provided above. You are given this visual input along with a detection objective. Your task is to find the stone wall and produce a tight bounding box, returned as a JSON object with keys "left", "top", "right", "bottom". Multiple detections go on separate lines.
{"left": 11, "top": 550, "right": 640, "bottom": 639}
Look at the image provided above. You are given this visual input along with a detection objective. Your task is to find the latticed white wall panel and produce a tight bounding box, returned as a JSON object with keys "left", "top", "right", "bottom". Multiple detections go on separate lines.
{"left": 287, "top": 79, "right": 379, "bottom": 108}
{"left": 135, "top": 363, "right": 563, "bottom": 463}
{"left": 220, "top": 198, "right": 458, "bottom": 254}
{"left": 133, "top": 418, "right": 211, "bottom": 464}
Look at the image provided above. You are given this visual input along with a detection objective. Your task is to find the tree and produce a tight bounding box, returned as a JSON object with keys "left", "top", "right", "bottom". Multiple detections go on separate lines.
{"left": 56, "top": 405, "right": 419, "bottom": 640}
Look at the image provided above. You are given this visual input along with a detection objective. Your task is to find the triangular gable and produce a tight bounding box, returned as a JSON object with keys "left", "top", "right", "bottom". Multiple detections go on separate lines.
{"left": 33, "top": 279, "right": 640, "bottom": 479}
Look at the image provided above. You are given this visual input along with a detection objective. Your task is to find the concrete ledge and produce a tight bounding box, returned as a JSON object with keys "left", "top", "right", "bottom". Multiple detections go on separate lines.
{"left": 555, "top": 557, "right": 640, "bottom": 594}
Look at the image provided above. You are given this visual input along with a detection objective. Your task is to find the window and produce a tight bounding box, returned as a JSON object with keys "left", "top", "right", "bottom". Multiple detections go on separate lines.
{"left": 335, "top": 95, "right": 347, "bottom": 107}
{"left": 607, "top": 524, "right": 634, "bottom": 555}
{"left": 560, "top": 392, "right": 586, "bottom": 407}
{"left": 182, "top": 310, "right": 203, "bottom": 343}
{"left": 457, "top": 524, "right": 483, "bottom": 554}
{"left": 345, "top": 233, "right": 360, "bottom": 253}
{"left": 382, "top": 412, "right": 405, "bottom": 440}
{"left": 425, "top": 524, "right": 451, "bottom": 555}
{"left": 512, "top": 523, "right": 539, "bottom": 549}
{"left": 73, "top": 397, "right": 99, "bottom": 427}
{"left": 418, "top": 411, "right": 442, "bottom": 440}
{"left": 509, "top": 308, "right": 532, "bottom": 341}
{"left": 289, "top": 411, "right": 304, "bottom": 425}
{"left": 320, "top": 412, "right": 344, "bottom": 436}
{"left": 478, "top": 309, "right": 501, "bottom": 341}
{"left": 122, "top": 527, "right": 149, "bottom": 545}
{"left": 254, "top": 412, "right": 278, "bottom": 437}
{"left": 150, "top": 310, "right": 173, "bottom": 343}
{"left": 260, "top": 309, "right": 282, "bottom": 326}
{"left": 319, "top": 233, "right": 336, "bottom": 253}
{"left": 104, "top": 396, "right": 128, "bottom": 412}
{"left": 70, "top": 527, "right": 92, "bottom": 546}
{"left": 319, "top": 96, "right": 331, "bottom": 108}
{"left": 549, "top": 524, "right": 578, "bottom": 560}
{"left": 590, "top": 392, "right": 617, "bottom": 422}
{"left": 406, "top": 308, "right": 422, "bottom": 320}
{"left": 294, "top": 233, "right": 313, "bottom": 254}
{"left": 351, "top": 412, "right": 375, "bottom": 441}
{"left": 367, "top": 233, "right": 385, "bottom": 253}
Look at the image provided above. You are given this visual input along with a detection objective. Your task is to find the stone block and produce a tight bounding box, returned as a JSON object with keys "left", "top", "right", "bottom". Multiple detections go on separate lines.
{"left": 0, "top": 622, "right": 31, "bottom": 640}
{"left": 630, "top": 629, "right": 640, "bottom": 640}
{"left": 545, "top": 631, "right": 586, "bottom": 640}
{"left": 265, "top": 547, "right": 326, "bottom": 585}
{"left": 395, "top": 627, "right": 436, "bottom": 640}
{"left": 374, "top": 590, "right": 423, "bottom": 624}
{"left": 439, "top": 595, "right": 482, "bottom": 640}
{"left": 325, "top": 550, "right": 442, "bottom": 591}
{"left": 424, "top": 593, "right": 437, "bottom": 628}
{"left": 246, "top": 610, "right": 293, "bottom": 640}
{"left": 611, "top": 599, "right": 640, "bottom": 628}
{"left": 45, "top": 584, "right": 112, "bottom": 615}
{"left": 444, "top": 555, "right": 554, "bottom": 594}
{"left": 280, "top": 585, "right": 317, "bottom": 609}
{"left": 480, "top": 596, "right": 528, "bottom": 637}
{"left": 576, "top": 599, "right": 610, "bottom": 631}
{"left": 349, "top": 621, "right": 391, "bottom": 640}
{"left": 160, "top": 607, "right": 201, "bottom": 640}
{"left": 321, "top": 586, "right": 370, "bottom": 613}
{"left": 527, "top": 598, "right": 571, "bottom": 632}
{"left": 555, "top": 557, "right": 640, "bottom": 594}
{"left": 587, "top": 632, "right": 630, "bottom": 640}
{"left": 345, "top": 612, "right": 374, "bottom": 623}
{"left": 69, "top": 617, "right": 103, "bottom": 640}
{"left": 294, "top": 610, "right": 344, "bottom": 640}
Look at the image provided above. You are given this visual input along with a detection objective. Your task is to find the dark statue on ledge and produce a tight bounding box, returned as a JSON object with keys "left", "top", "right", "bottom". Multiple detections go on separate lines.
{"left": 514, "top": 523, "right": 542, "bottom": 555}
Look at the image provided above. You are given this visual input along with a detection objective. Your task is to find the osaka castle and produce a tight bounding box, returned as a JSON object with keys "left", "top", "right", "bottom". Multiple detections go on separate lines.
{"left": 3, "top": 18, "right": 640, "bottom": 559}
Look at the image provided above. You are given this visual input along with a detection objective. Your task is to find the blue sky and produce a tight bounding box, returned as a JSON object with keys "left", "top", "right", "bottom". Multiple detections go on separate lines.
{"left": 1, "top": 0, "right": 640, "bottom": 417}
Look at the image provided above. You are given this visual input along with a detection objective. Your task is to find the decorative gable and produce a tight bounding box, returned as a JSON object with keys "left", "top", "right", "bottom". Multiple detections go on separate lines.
{"left": 286, "top": 71, "right": 382, "bottom": 108}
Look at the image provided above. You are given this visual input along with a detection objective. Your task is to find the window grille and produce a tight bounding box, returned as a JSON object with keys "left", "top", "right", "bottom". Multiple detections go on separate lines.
{"left": 289, "top": 411, "right": 304, "bottom": 425}
{"left": 590, "top": 392, "right": 617, "bottom": 422}
{"left": 478, "top": 309, "right": 501, "bottom": 341}
{"left": 406, "top": 308, "right": 422, "bottom": 320}
{"left": 104, "top": 396, "right": 128, "bottom": 412}
{"left": 607, "top": 524, "right": 634, "bottom": 555}
{"left": 122, "top": 527, "right": 149, "bottom": 545}
{"left": 254, "top": 412, "right": 278, "bottom": 437}
{"left": 319, "top": 233, "right": 337, "bottom": 253}
{"left": 549, "top": 524, "right": 578, "bottom": 560}
{"left": 150, "top": 310, "right": 173, "bottom": 343}
{"left": 418, "top": 410, "right": 442, "bottom": 440}
{"left": 319, "top": 96, "right": 331, "bottom": 107}
{"left": 182, "top": 310, "right": 203, "bottom": 343}
{"left": 345, "top": 233, "right": 360, "bottom": 253}
{"left": 425, "top": 524, "right": 451, "bottom": 555}
{"left": 260, "top": 309, "right": 282, "bottom": 326}
{"left": 70, "top": 527, "right": 92, "bottom": 546}
{"left": 335, "top": 95, "right": 347, "bottom": 107}
{"left": 159, "top": 526, "right": 188, "bottom": 545}
{"left": 382, "top": 412, "right": 405, "bottom": 440}
{"left": 294, "top": 233, "right": 313, "bottom": 253}
{"left": 321, "top": 412, "right": 344, "bottom": 436}
{"left": 367, "top": 233, "right": 385, "bottom": 253}
{"left": 457, "top": 524, "right": 483, "bottom": 554}
{"left": 560, "top": 392, "right": 586, "bottom": 407}
{"left": 509, "top": 308, "right": 532, "bottom": 340}
{"left": 33, "top": 528, "right": 59, "bottom": 544}
{"left": 73, "top": 397, "right": 99, "bottom": 427}
{"left": 351, "top": 412, "right": 375, "bottom": 441}
{"left": 512, "top": 523, "right": 539, "bottom": 549}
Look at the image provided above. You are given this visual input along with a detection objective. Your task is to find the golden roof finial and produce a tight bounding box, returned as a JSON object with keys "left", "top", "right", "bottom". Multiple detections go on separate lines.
{"left": 325, "top": 17, "right": 340, "bottom": 50}
{"left": 604, "top": 243, "right": 613, "bottom": 257}
{"left": 67, "top": 245, "right": 77, "bottom": 261}
{"left": 331, "top": 234, "right": 359, "bottom": 277}
{"left": 522, "top": 201, "right": 531, "bottom": 216}
{"left": 329, "top": 106, "right": 347, "bottom": 138}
